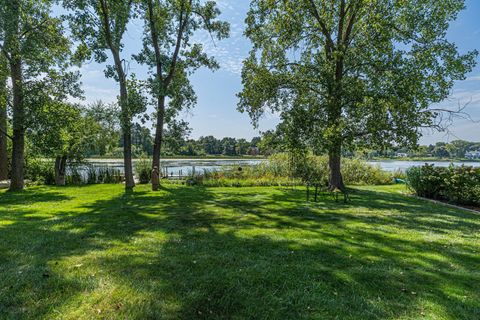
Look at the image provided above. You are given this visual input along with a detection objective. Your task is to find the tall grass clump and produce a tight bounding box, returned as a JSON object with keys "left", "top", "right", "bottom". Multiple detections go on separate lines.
{"left": 70, "top": 165, "right": 122, "bottom": 185}
{"left": 195, "top": 153, "right": 395, "bottom": 187}
{"left": 66, "top": 165, "right": 83, "bottom": 185}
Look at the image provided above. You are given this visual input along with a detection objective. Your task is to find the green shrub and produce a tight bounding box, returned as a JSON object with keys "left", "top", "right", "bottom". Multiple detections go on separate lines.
{"left": 342, "top": 158, "right": 392, "bottom": 185}
{"left": 135, "top": 157, "right": 152, "bottom": 184}
{"left": 25, "top": 159, "right": 55, "bottom": 185}
{"left": 407, "top": 164, "right": 480, "bottom": 205}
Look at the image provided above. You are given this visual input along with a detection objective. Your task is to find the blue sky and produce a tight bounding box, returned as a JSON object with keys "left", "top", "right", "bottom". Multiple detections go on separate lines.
{"left": 75, "top": 0, "right": 480, "bottom": 144}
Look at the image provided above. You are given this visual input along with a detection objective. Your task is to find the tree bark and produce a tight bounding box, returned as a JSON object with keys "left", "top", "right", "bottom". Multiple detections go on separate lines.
{"left": 54, "top": 155, "right": 67, "bottom": 186}
{"left": 146, "top": 0, "right": 187, "bottom": 190}
{"left": 6, "top": 0, "right": 24, "bottom": 191}
{"left": 152, "top": 96, "right": 165, "bottom": 173}
{"left": 0, "top": 64, "right": 8, "bottom": 181}
{"left": 114, "top": 54, "right": 135, "bottom": 191}
{"left": 99, "top": 0, "right": 135, "bottom": 191}
{"left": 148, "top": 0, "right": 165, "bottom": 189}
{"left": 328, "top": 145, "right": 345, "bottom": 191}
{"left": 9, "top": 57, "right": 24, "bottom": 191}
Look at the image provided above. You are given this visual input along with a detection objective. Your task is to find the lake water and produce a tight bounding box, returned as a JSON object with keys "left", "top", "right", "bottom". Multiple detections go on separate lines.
{"left": 87, "top": 159, "right": 265, "bottom": 176}
{"left": 86, "top": 158, "right": 480, "bottom": 175}
{"left": 368, "top": 160, "right": 480, "bottom": 172}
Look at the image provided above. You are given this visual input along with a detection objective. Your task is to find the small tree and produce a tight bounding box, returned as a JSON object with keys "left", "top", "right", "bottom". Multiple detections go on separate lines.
{"left": 238, "top": 0, "right": 477, "bottom": 190}
{"left": 30, "top": 102, "right": 100, "bottom": 185}
{"left": 135, "top": 0, "right": 229, "bottom": 188}
{"left": 84, "top": 101, "right": 121, "bottom": 157}
{"left": 63, "top": 0, "right": 139, "bottom": 190}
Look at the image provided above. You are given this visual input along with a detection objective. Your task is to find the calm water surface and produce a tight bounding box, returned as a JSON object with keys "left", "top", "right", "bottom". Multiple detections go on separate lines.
{"left": 368, "top": 160, "right": 480, "bottom": 172}
{"left": 86, "top": 158, "right": 480, "bottom": 174}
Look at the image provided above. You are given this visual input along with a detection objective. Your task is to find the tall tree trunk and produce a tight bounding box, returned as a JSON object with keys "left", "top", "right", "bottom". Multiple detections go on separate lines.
{"left": 54, "top": 155, "right": 67, "bottom": 186}
{"left": 146, "top": 0, "right": 187, "bottom": 190}
{"left": 113, "top": 53, "right": 135, "bottom": 191}
{"left": 99, "top": 0, "right": 135, "bottom": 191}
{"left": 148, "top": 0, "right": 165, "bottom": 189}
{"left": 9, "top": 58, "right": 24, "bottom": 191}
{"left": 0, "top": 62, "right": 8, "bottom": 181}
{"left": 6, "top": 0, "right": 24, "bottom": 191}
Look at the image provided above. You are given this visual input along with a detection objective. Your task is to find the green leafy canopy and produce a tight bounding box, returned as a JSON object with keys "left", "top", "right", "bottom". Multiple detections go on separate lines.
{"left": 238, "top": 0, "right": 478, "bottom": 153}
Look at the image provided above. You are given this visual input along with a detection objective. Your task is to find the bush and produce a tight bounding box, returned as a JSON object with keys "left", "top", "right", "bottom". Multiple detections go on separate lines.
{"left": 25, "top": 159, "right": 55, "bottom": 185}
{"left": 407, "top": 164, "right": 480, "bottom": 206}
{"left": 342, "top": 158, "right": 393, "bottom": 185}
{"left": 135, "top": 157, "right": 152, "bottom": 184}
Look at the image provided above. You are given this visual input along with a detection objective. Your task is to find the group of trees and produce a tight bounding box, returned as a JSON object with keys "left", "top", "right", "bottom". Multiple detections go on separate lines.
{"left": 160, "top": 135, "right": 262, "bottom": 157}
{"left": 68, "top": 111, "right": 264, "bottom": 157}
{"left": 1, "top": 0, "right": 477, "bottom": 192}
{"left": 397, "top": 141, "right": 480, "bottom": 159}
{"left": 0, "top": 0, "right": 229, "bottom": 191}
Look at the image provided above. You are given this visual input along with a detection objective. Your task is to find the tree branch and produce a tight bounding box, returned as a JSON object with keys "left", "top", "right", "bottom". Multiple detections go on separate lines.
{"left": 306, "top": 0, "right": 334, "bottom": 58}
{"left": 164, "top": 0, "right": 192, "bottom": 86}
{"left": 18, "top": 18, "right": 50, "bottom": 39}
{"left": 0, "top": 43, "right": 11, "bottom": 62}
{"left": 0, "top": 127, "right": 13, "bottom": 140}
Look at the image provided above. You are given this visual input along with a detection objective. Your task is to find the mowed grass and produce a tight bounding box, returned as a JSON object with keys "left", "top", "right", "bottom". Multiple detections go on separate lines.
{"left": 0, "top": 184, "right": 479, "bottom": 320}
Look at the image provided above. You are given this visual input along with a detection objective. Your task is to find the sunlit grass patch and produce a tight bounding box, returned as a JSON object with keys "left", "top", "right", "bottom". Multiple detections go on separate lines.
{"left": 0, "top": 184, "right": 479, "bottom": 319}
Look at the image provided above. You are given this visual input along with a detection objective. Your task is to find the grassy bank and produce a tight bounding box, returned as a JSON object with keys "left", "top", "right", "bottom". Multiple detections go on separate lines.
{"left": 1, "top": 184, "right": 479, "bottom": 319}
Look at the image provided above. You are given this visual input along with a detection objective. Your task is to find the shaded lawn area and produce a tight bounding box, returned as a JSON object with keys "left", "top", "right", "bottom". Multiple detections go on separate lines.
{"left": 0, "top": 184, "right": 479, "bottom": 319}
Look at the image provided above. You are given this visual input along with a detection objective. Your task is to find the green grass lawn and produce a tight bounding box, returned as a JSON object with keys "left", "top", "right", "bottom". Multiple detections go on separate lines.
{"left": 1, "top": 184, "right": 479, "bottom": 319}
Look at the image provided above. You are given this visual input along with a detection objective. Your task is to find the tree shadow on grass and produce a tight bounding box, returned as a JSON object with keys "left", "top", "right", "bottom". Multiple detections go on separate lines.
{"left": 0, "top": 185, "right": 479, "bottom": 319}
{"left": 0, "top": 187, "right": 72, "bottom": 207}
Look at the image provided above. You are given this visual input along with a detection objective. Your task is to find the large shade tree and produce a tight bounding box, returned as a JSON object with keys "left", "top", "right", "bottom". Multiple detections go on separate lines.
{"left": 238, "top": 0, "right": 477, "bottom": 190}
{"left": 62, "top": 0, "right": 139, "bottom": 190}
{"left": 135, "top": 0, "right": 229, "bottom": 189}
{"left": 0, "top": 0, "right": 81, "bottom": 190}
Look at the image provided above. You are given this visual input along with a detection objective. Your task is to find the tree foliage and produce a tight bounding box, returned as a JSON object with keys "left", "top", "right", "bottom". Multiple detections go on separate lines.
{"left": 0, "top": 0, "right": 82, "bottom": 190}
{"left": 238, "top": 0, "right": 477, "bottom": 188}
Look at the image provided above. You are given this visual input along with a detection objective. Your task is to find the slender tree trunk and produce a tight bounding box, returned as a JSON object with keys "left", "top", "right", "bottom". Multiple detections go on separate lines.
{"left": 147, "top": 0, "right": 166, "bottom": 189}
{"left": 152, "top": 97, "right": 165, "bottom": 176}
{"left": 0, "top": 64, "right": 8, "bottom": 181}
{"left": 146, "top": 0, "right": 187, "bottom": 189}
{"left": 54, "top": 155, "right": 67, "bottom": 186}
{"left": 99, "top": 0, "right": 135, "bottom": 191}
{"left": 9, "top": 58, "right": 24, "bottom": 191}
{"left": 113, "top": 54, "right": 135, "bottom": 191}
